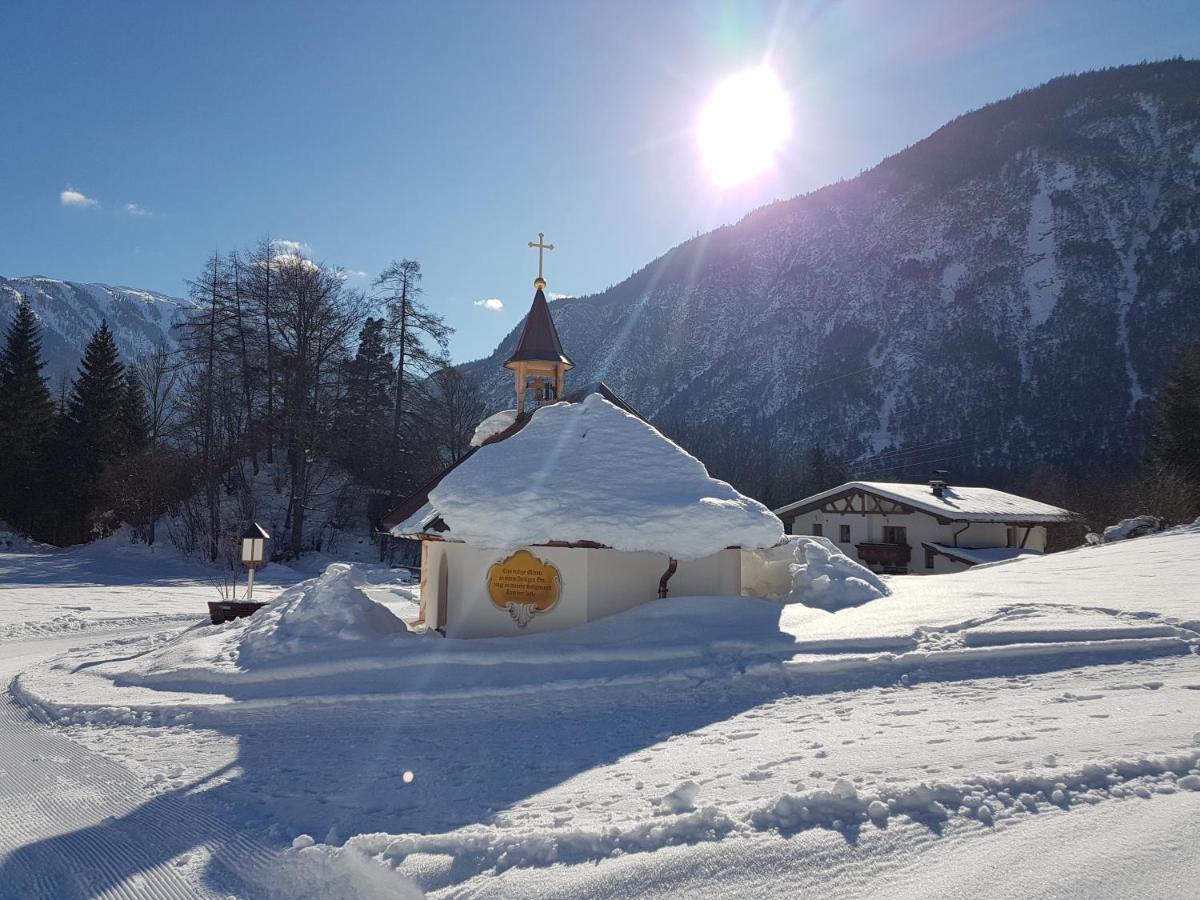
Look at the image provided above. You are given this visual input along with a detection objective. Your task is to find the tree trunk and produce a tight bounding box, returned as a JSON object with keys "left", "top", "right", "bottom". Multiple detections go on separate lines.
{"left": 388, "top": 298, "right": 409, "bottom": 502}
{"left": 232, "top": 257, "right": 258, "bottom": 476}
{"left": 205, "top": 256, "right": 220, "bottom": 563}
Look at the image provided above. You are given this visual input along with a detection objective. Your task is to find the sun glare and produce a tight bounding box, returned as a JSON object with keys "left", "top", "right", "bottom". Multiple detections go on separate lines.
{"left": 698, "top": 67, "right": 792, "bottom": 188}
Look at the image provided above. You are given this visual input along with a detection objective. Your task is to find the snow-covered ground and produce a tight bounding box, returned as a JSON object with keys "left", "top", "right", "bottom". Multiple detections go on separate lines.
{"left": 0, "top": 527, "right": 1197, "bottom": 898}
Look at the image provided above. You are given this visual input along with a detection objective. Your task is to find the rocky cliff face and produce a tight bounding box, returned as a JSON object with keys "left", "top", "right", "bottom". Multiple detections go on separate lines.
{"left": 464, "top": 61, "right": 1200, "bottom": 479}
{"left": 0, "top": 276, "right": 184, "bottom": 385}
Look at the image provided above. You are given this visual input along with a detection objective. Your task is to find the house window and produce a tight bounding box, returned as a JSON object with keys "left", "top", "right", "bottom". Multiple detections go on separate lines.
{"left": 812, "top": 523, "right": 823, "bottom": 537}
{"left": 882, "top": 525, "right": 907, "bottom": 545}
{"left": 925, "top": 548, "right": 935, "bottom": 570}
{"left": 839, "top": 524, "right": 851, "bottom": 543}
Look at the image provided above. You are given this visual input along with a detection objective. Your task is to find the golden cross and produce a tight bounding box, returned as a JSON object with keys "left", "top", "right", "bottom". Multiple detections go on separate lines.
{"left": 528, "top": 231, "right": 555, "bottom": 281}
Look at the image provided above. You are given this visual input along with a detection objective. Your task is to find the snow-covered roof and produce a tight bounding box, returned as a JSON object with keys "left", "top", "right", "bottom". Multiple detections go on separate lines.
{"left": 923, "top": 542, "right": 1042, "bottom": 566}
{"left": 470, "top": 409, "right": 518, "bottom": 448}
{"left": 417, "top": 394, "right": 783, "bottom": 559}
{"left": 390, "top": 501, "right": 442, "bottom": 538}
{"left": 775, "top": 481, "right": 1075, "bottom": 523}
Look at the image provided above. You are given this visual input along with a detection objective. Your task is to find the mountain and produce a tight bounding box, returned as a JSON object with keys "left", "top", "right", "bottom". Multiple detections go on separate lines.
{"left": 463, "top": 60, "right": 1200, "bottom": 484}
{"left": 0, "top": 276, "right": 185, "bottom": 387}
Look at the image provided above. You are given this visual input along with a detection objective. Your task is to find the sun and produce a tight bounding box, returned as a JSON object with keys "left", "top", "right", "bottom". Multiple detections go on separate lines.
{"left": 697, "top": 67, "right": 792, "bottom": 188}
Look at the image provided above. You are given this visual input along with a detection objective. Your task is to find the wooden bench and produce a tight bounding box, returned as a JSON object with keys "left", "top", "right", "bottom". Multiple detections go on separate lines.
{"left": 207, "top": 601, "right": 268, "bottom": 625}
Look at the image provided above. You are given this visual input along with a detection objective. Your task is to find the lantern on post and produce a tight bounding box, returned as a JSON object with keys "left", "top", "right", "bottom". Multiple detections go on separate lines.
{"left": 241, "top": 523, "right": 270, "bottom": 600}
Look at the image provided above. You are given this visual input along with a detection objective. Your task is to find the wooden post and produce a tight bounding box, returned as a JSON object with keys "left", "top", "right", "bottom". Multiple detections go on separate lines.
{"left": 247, "top": 564, "right": 256, "bottom": 601}
{"left": 417, "top": 540, "right": 430, "bottom": 625}
{"left": 515, "top": 362, "right": 526, "bottom": 415}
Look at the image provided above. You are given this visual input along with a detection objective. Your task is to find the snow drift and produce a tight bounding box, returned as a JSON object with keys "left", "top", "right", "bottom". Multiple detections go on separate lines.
{"left": 237, "top": 564, "right": 411, "bottom": 664}
{"left": 791, "top": 538, "right": 890, "bottom": 611}
{"left": 1101, "top": 515, "right": 1168, "bottom": 543}
{"left": 114, "top": 564, "right": 416, "bottom": 687}
{"left": 743, "top": 536, "right": 890, "bottom": 611}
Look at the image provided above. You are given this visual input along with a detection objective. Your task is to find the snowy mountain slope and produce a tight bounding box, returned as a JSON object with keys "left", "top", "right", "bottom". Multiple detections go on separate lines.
{"left": 463, "top": 60, "right": 1200, "bottom": 477}
{"left": 0, "top": 275, "right": 186, "bottom": 385}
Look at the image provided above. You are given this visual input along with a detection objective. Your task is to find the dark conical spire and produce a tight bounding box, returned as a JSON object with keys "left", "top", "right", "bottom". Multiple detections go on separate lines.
{"left": 504, "top": 288, "right": 573, "bottom": 368}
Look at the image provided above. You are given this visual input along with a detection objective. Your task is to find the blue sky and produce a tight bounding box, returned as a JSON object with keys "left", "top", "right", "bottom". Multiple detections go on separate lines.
{"left": 1, "top": 0, "right": 1197, "bottom": 361}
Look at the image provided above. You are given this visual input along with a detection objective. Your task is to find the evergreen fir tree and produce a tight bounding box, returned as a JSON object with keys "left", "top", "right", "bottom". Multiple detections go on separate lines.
{"left": 337, "top": 317, "right": 395, "bottom": 487}
{"left": 120, "top": 369, "right": 151, "bottom": 453}
{"left": 0, "top": 298, "right": 56, "bottom": 530}
{"left": 66, "top": 321, "right": 127, "bottom": 479}
{"left": 1154, "top": 340, "right": 1200, "bottom": 484}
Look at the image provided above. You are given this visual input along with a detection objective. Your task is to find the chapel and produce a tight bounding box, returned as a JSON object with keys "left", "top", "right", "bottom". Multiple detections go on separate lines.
{"left": 381, "top": 236, "right": 785, "bottom": 638}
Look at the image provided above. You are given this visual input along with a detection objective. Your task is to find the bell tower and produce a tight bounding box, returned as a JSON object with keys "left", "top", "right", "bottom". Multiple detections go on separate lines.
{"left": 504, "top": 232, "right": 573, "bottom": 414}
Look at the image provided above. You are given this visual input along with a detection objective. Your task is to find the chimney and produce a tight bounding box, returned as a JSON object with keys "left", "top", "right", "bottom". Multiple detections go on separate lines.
{"left": 930, "top": 470, "right": 949, "bottom": 498}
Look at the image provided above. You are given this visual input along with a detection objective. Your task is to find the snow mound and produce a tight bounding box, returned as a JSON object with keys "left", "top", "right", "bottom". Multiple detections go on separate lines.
{"left": 745, "top": 536, "right": 889, "bottom": 610}
{"left": 470, "top": 408, "right": 518, "bottom": 447}
{"left": 430, "top": 395, "right": 784, "bottom": 560}
{"left": 793, "top": 538, "right": 890, "bottom": 611}
{"left": 115, "top": 563, "right": 415, "bottom": 683}
{"left": 1101, "top": 515, "right": 1168, "bottom": 543}
{"left": 0, "top": 520, "right": 52, "bottom": 553}
{"left": 238, "top": 563, "right": 411, "bottom": 662}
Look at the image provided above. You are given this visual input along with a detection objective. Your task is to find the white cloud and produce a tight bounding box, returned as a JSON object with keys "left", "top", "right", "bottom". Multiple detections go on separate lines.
{"left": 272, "top": 239, "right": 312, "bottom": 256}
{"left": 549, "top": 292, "right": 573, "bottom": 301}
{"left": 123, "top": 202, "right": 151, "bottom": 216}
{"left": 271, "top": 253, "right": 320, "bottom": 272}
{"left": 473, "top": 297, "right": 505, "bottom": 312}
{"left": 60, "top": 187, "right": 99, "bottom": 208}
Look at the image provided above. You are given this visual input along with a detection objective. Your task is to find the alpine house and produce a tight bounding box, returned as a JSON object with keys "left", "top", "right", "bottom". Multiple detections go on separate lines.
{"left": 774, "top": 476, "right": 1076, "bottom": 575}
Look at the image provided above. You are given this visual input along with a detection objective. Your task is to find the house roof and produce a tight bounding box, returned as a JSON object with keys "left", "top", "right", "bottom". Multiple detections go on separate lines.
{"left": 775, "top": 481, "right": 1076, "bottom": 524}
{"left": 923, "top": 542, "right": 1043, "bottom": 566}
{"left": 381, "top": 382, "right": 648, "bottom": 533}
{"left": 504, "top": 288, "right": 574, "bottom": 368}
{"left": 390, "top": 501, "right": 442, "bottom": 537}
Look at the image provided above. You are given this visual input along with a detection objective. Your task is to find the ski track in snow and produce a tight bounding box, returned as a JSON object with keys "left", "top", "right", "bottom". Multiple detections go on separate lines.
{"left": 0, "top": 634, "right": 283, "bottom": 899}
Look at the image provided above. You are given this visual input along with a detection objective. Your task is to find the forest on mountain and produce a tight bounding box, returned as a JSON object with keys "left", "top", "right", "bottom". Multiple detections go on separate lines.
{"left": 462, "top": 59, "right": 1200, "bottom": 528}
{"left": 0, "top": 242, "right": 481, "bottom": 562}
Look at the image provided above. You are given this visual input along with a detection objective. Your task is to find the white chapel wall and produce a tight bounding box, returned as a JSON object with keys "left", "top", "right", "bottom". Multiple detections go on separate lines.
{"left": 442, "top": 544, "right": 590, "bottom": 639}
{"left": 434, "top": 544, "right": 753, "bottom": 639}
{"left": 670, "top": 549, "right": 743, "bottom": 597}
{"left": 584, "top": 550, "right": 667, "bottom": 620}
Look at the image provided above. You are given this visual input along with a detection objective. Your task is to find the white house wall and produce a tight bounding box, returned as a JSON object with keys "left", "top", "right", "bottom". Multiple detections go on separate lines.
{"left": 789, "top": 508, "right": 1047, "bottom": 575}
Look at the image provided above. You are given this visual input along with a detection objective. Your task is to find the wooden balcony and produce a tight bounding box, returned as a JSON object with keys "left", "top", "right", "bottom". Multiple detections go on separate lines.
{"left": 855, "top": 542, "right": 912, "bottom": 566}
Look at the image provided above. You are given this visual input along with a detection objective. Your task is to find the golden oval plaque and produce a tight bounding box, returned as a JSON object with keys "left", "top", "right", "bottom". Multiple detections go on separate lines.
{"left": 487, "top": 549, "right": 562, "bottom": 627}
